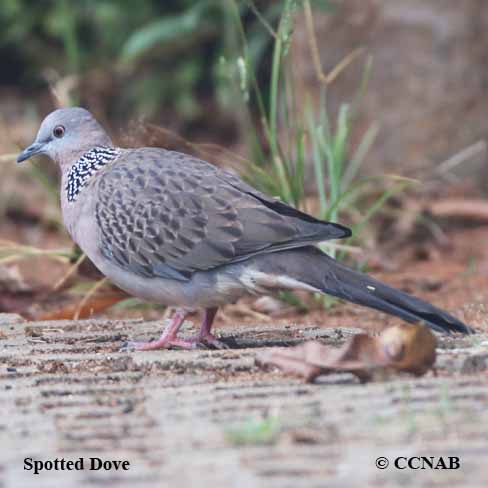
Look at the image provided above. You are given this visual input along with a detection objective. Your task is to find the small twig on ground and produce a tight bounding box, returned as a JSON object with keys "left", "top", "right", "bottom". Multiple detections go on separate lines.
{"left": 52, "top": 252, "right": 86, "bottom": 292}
{"left": 435, "top": 141, "right": 487, "bottom": 175}
{"left": 428, "top": 199, "right": 488, "bottom": 222}
{"left": 74, "top": 277, "right": 109, "bottom": 320}
{"left": 304, "top": 0, "right": 364, "bottom": 85}
{"left": 0, "top": 154, "right": 18, "bottom": 163}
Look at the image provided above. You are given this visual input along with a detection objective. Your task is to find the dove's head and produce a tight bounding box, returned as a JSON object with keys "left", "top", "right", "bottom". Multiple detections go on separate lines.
{"left": 17, "top": 107, "right": 113, "bottom": 168}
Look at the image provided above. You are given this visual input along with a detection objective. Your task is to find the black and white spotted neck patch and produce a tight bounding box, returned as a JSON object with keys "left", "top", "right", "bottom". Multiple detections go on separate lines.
{"left": 66, "top": 146, "right": 120, "bottom": 202}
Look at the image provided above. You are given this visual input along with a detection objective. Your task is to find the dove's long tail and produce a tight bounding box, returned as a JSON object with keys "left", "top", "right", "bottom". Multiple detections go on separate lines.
{"left": 257, "top": 246, "right": 473, "bottom": 335}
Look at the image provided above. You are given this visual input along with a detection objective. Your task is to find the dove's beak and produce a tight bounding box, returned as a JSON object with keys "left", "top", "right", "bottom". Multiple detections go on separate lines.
{"left": 17, "top": 141, "right": 46, "bottom": 163}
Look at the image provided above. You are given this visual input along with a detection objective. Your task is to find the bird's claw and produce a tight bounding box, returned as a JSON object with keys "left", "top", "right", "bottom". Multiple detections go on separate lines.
{"left": 120, "top": 333, "right": 237, "bottom": 352}
{"left": 194, "top": 334, "right": 236, "bottom": 350}
{"left": 120, "top": 338, "right": 197, "bottom": 351}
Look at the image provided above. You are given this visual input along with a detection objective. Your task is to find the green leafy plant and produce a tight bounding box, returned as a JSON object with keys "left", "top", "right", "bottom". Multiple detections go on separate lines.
{"left": 218, "top": 0, "right": 413, "bottom": 308}
{"left": 225, "top": 0, "right": 410, "bottom": 229}
{"left": 0, "top": 1, "right": 287, "bottom": 120}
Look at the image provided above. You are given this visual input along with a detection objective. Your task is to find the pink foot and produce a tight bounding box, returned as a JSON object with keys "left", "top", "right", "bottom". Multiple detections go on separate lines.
{"left": 122, "top": 334, "right": 228, "bottom": 351}
{"left": 121, "top": 309, "right": 194, "bottom": 351}
{"left": 121, "top": 307, "right": 232, "bottom": 352}
{"left": 194, "top": 332, "right": 230, "bottom": 349}
{"left": 123, "top": 337, "right": 197, "bottom": 351}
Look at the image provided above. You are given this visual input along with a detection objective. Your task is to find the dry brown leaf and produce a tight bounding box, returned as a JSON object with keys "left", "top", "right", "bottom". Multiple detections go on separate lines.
{"left": 38, "top": 292, "right": 127, "bottom": 320}
{"left": 256, "top": 324, "right": 437, "bottom": 383}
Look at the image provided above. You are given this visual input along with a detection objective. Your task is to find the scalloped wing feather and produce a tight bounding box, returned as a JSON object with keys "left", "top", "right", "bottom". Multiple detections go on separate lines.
{"left": 95, "top": 148, "right": 351, "bottom": 281}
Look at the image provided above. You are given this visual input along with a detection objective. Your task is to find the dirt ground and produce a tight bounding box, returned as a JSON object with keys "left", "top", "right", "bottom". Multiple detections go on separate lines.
{"left": 2, "top": 3, "right": 488, "bottom": 485}
{"left": 1, "top": 226, "right": 488, "bottom": 487}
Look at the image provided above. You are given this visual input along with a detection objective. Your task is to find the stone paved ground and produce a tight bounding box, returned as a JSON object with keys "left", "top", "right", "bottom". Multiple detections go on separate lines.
{"left": 1, "top": 313, "right": 487, "bottom": 487}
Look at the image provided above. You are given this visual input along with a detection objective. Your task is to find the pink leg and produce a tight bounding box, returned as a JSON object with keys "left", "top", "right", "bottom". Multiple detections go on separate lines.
{"left": 197, "top": 307, "right": 218, "bottom": 340}
{"left": 194, "top": 307, "right": 229, "bottom": 349}
{"left": 124, "top": 309, "right": 196, "bottom": 351}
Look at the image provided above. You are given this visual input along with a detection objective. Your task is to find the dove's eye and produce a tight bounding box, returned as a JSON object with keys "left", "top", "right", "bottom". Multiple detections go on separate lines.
{"left": 53, "top": 125, "right": 65, "bottom": 138}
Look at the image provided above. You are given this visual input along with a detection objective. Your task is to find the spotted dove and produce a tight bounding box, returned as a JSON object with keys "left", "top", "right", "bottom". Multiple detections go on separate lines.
{"left": 17, "top": 108, "right": 473, "bottom": 349}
